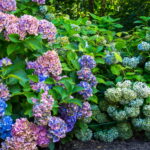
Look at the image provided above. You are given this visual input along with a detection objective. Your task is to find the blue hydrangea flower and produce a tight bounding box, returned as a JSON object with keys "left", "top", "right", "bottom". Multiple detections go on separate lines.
{"left": 104, "top": 54, "right": 117, "bottom": 65}
{"left": 78, "top": 81, "right": 93, "bottom": 99}
{"left": 138, "top": 41, "right": 150, "bottom": 51}
{"left": 78, "top": 55, "right": 96, "bottom": 69}
{"left": 0, "top": 99, "right": 7, "bottom": 117}
{"left": 0, "top": 116, "right": 13, "bottom": 140}
{"left": 38, "top": 75, "right": 48, "bottom": 82}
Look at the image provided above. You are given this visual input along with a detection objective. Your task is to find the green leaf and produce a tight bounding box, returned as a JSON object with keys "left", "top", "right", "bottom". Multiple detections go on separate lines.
{"left": 8, "top": 34, "right": 21, "bottom": 43}
{"left": 45, "top": 78, "right": 55, "bottom": 84}
{"left": 64, "top": 98, "right": 82, "bottom": 106}
{"left": 114, "top": 52, "right": 122, "bottom": 62}
{"left": 28, "top": 75, "right": 39, "bottom": 82}
{"left": 72, "top": 85, "right": 84, "bottom": 93}
{"left": 48, "top": 143, "right": 55, "bottom": 150}
{"left": 7, "top": 44, "right": 20, "bottom": 55}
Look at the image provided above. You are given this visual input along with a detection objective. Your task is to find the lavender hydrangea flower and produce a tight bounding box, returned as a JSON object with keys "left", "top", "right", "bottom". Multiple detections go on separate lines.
{"left": 77, "top": 68, "right": 93, "bottom": 81}
{"left": 78, "top": 102, "right": 92, "bottom": 119}
{"left": 59, "top": 103, "right": 80, "bottom": 132}
{"left": 0, "top": 83, "right": 10, "bottom": 101}
{"left": 78, "top": 81, "right": 93, "bottom": 99}
{"left": 0, "top": 58, "right": 12, "bottom": 67}
{"left": 38, "top": 20, "right": 57, "bottom": 42}
{"left": 0, "top": 0, "right": 16, "bottom": 12}
{"left": 33, "top": 91, "right": 54, "bottom": 125}
{"left": 32, "top": 0, "right": 46, "bottom": 5}
{"left": 78, "top": 55, "right": 96, "bottom": 69}
{"left": 27, "top": 50, "right": 62, "bottom": 77}
{"left": 48, "top": 117, "right": 68, "bottom": 142}
{"left": 0, "top": 12, "right": 7, "bottom": 32}
{"left": 19, "top": 15, "right": 39, "bottom": 36}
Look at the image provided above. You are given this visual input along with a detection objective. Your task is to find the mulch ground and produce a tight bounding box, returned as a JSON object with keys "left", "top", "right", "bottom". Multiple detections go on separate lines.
{"left": 59, "top": 139, "right": 150, "bottom": 150}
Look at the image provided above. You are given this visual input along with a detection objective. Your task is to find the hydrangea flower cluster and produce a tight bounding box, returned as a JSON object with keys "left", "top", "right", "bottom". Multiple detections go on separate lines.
{"left": 78, "top": 55, "right": 96, "bottom": 69}
{"left": 77, "top": 55, "right": 97, "bottom": 99}
{"left": 0, "top": 12, "right": 56, "bottom": 41}
{"left": 104, "top": 52, "right": 118, "bottom": 65}
{"left": 78, "top": 102, "right": 92, "bottom": 119}
{"left": 0, "top": 0, "right": 16, "bottom": 12}
{"left": 104, "top": 80, "right": 150, "bottom": 121}
{"left": 122, "top": 57, "right": 140, "bottom": 68}
{"left": 32, "top": 0, "right": 46, "bottom": 5}
{"left": 0, "top": 58, "right": 12, "bottom": 67}
{"left": 0, "top": 116, "right": 13, "bottom": 140}
{"left": 78, "top": 81, "right": 93, "bottom": 99}
{"left": 75, "top": 127, "right": 93, "bottom": 142}
{"left": 33, "top": 91, "right": 54, "bottom": 125}
{"left": 27, "top": 50, "right": 62, "bottom": 77}
{"left": 1, "top": 118, "right": 50, "bottom": 150}
{"left": 94, "top": 123, "right": 133, "bottom": 142}
{"left": 59, "top": 101, "right": 92, "bottom": 132}
{"left": 94, "top": 127, "right": 119, "bottom": 142}
{"left": 0, "top": 83, "right": 11, "bottom": 101}
{"left": 48, "top": 116, "right": 68, "bottom": 142}
{"left": 92, "top": 105, "right": 109, "bottom": 124}
{"left": 145, "top": 61, "right": 150, "bottom": 71}
{"left": 59, "top": 103, "right": 80, "bottom": 132}
{"left": 93, "top": 80, "right": 150, "bottom": 142}
{"left": 138, "top": 41, "right": 150, "bottom": 51}
{"left": 36, "top": 126, "right": 50, "bottom": 148}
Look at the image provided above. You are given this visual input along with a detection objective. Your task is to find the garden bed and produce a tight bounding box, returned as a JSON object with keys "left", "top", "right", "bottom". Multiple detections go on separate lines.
{"left": 60, "top": 139, "right": 150, "bottom": 150}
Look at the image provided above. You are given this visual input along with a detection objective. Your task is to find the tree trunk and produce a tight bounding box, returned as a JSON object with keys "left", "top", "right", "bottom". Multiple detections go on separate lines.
{"left": 100, "top": 0, "right": 106, "bottom": 16}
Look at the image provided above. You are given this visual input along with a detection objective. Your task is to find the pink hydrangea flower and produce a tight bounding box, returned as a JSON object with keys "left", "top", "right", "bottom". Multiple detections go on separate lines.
{"left": 0, "top": 0, "right": 16, "bottom": 12}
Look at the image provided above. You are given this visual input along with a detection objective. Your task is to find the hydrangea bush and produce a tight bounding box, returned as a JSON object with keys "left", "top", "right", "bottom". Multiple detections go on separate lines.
{"left": 0, "top": 0, "right": 150, "bottom": 148}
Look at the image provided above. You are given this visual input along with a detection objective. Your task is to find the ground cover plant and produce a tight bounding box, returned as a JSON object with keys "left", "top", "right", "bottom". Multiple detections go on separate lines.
{"left": 0, "top": 0, "right": 150, "bottom": 150}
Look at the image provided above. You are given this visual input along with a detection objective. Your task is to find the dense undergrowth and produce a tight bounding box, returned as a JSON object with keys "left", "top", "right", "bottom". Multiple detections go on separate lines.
{"left": 0, "top": 0, "right": 150, "bottom": 150}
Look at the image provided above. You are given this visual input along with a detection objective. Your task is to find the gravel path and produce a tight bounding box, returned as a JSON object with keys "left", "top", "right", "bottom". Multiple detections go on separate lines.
{"left": 60, "top": 139, "right": 150, "bottom": 150}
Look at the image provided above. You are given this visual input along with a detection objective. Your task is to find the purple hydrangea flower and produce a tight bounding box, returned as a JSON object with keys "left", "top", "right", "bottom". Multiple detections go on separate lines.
{"left": 33, "top": 91, "right": 54, "bottom": 126}
{"left": 78, "top": 81, "right": 93, "bottom": 99}
{"left": 48, "top": 117, "right": 68, "bottom": 142}
{"left": 38, "top": 20, "right": 57, "bottom": 42}
{"left": 77, "top": 102, "right": 92, "bottom": 119}
{"left": 78, "top": 55, "right": 96, "bottom": 69}
{"left": 0, "top": 58, "right": 12, "bottom": 67}
{"left": 0, "top": 0, "right": 16, "bottom": 12}
{"left": 32, "top": 0, "right": 46, "bottom": 5}
{"left": 27, "top": 50, "right": 62, "bottom": 77}
{"left": 0, "top": 83, "right": 10, "bottom": 101}
{"left": 36, "top": 126, "right": 50, "bottom": 148}
{"left": 59, "top": 103, "right": 80, "bottom": 132}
